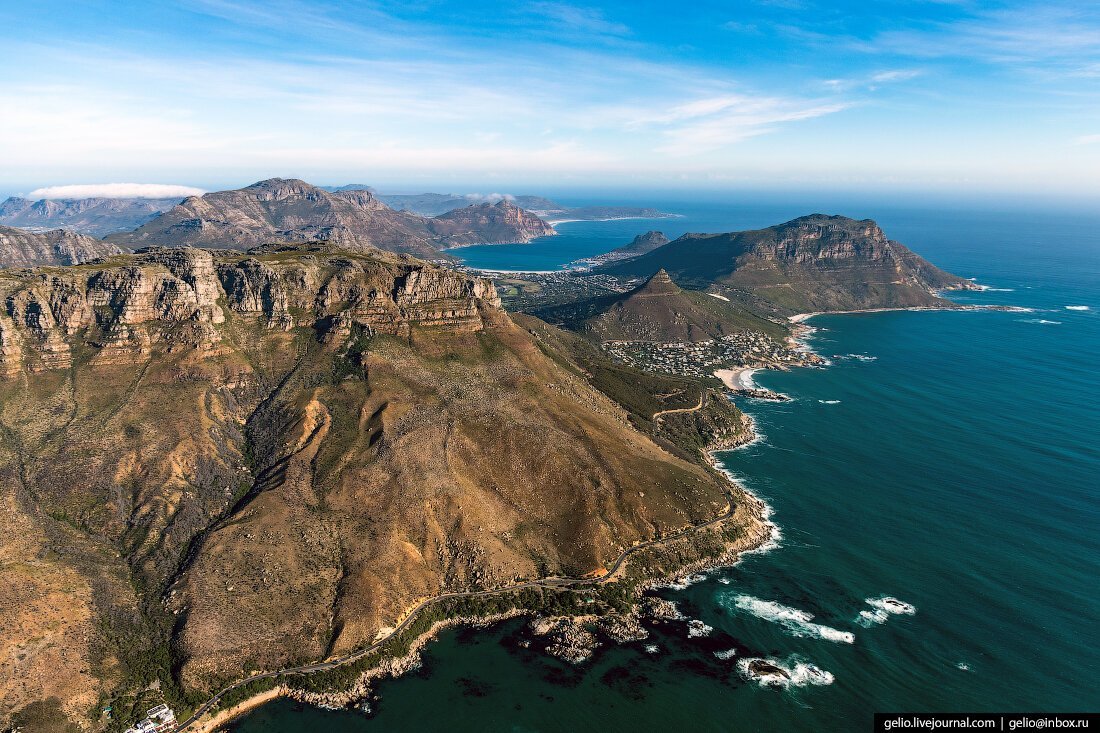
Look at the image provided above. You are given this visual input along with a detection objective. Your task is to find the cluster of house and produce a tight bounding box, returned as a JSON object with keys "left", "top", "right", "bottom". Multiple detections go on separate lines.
{"left": 602, "top": 332, "right": 815, "bottom": 378}
{"left": 123, "top": 704, "right": 177, "bottom": 733}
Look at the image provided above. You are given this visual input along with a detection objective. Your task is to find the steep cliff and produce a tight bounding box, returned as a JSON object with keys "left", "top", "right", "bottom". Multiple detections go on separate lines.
{"left": 593, "top": 214, "right": 978, "bottom": 313}
{"left": 0, "top": 245, "right": 748, "bottom": 728}
{"left": 0, "top": 225, "right": 123, "bottom": 268}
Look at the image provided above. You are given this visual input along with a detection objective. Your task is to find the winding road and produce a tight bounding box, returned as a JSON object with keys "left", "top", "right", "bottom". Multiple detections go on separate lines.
{"left": 173, "top": 487, "right": 740, "bottom": 732}
{"left": 650, "top": 388, "right": 706, "bottom": 421}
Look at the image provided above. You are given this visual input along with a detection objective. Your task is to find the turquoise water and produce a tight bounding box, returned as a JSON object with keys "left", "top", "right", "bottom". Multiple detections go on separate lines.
{"left": 229, "top": 202, "right": 1099, "bottom": 731}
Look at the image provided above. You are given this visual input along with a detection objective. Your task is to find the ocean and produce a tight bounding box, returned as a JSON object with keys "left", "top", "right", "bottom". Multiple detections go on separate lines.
{"left": 227, "top": 198, "right": 1100, "bottom": 731}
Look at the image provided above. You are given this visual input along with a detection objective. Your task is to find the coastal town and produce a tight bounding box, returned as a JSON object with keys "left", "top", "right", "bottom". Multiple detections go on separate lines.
{"left": 601, "top": 331, "right": 822, "bottom": 380}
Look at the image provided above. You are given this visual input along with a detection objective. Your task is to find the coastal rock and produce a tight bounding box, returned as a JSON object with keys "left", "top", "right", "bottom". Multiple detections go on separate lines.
{"left": 529, "top": 617, "right": 600, "bottom": 664}
{"left": 641, "top": 597, "right": 685, "bottom": 621}
{"left": 597, "top": 612, "right": 649, "bottom": 643}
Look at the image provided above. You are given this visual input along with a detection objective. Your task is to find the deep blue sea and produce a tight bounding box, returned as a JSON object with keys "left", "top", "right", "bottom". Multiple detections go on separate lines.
{"left": 229, "top": 197, "right": 1100, "bottom": 732}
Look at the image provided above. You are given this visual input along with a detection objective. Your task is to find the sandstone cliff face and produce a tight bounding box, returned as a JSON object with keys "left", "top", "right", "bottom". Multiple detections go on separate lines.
{"left": 429, "top": 200, "right": 556, "bottom": 246}
{"left": 0, "top": 225, "right": 122, "bottom": 267}
{"left": 0, "top": 246, "right": 740, "bottom": 728}
{"left": 0, "top": 246, "right": 500, "bottom": 375}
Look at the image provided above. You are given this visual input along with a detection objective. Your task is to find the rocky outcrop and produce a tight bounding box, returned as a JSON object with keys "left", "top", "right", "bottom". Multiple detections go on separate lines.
{"left": 0, "top": 246, "right": 500, "bottom": 374}
{"left": 0, "top": 196, "right": 181, "bottom": 236}
{"left": 0, "top": 225, "right": 122, "bottom": 268}
{"left": 429, "top": 200, "right": 555, "bottom": 247}
{"left": 529, "top": 616, "right": 600, "bottom": 663}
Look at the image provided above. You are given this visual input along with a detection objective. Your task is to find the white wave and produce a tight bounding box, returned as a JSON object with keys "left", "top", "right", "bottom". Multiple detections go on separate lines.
{"left": 956, "top": 661, "right": 970, "bottom": 671}
{"left": 866, "top": 596, "right": 917, "bottom": 616}
{"left": 856, "top": 609, "right": 890, "bottom": 627}
{"left": 730, "top": 595, "right": 855, "bottom": 644}
{"left": 657, "top": 573, "right": 709, "bottom": 591}
{"left": 738, "top": 656, "right": 835, "bottom": 688}
{"left": 817, "top": 400, "right": 841, "bottom": 405}
{"left": 713, "top": 648, "right": 738, "bottom": 660}
{"left": 833, "top": 353, "right": 877, "bottom": 362}
{"left": 1016, "top": 318, "right": 1061, "bottom": 325}
{"left": 687, "top": 619, "right": 713, "bottom": 637}
{"left": 717, "top": 577, "right": 731, "bottom": 585}
{"left": 1065, "top": 305, "right": 1090, "bottom": 311}
{"left": 974, "top": 285, "right": 1015, "bottom": 292}
{"left": 644, "top": 644, "right": 660, "bottom": 654}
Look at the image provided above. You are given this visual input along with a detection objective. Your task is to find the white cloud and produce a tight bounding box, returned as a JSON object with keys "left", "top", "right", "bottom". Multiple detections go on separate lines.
{"left": 1074, "top": 134, "right": 1100, "bottom": 145}
{"left": 28, "top": 183, "right": 205, "bottom": 199}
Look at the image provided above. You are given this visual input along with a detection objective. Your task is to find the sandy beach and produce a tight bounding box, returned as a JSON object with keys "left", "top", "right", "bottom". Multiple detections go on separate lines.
{"left": 714, "top": 367, "right": 758, "bottom": 391}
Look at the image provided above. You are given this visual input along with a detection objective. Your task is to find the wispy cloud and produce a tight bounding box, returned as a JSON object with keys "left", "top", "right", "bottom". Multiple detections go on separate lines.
{"left": 1074, "top": 134, "right": 1100, "bottom": 145}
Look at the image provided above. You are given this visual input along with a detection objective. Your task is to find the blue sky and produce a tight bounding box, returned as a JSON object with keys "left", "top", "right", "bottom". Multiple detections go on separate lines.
{"left": 1, "top": 0, "right": 1098, "bottom": 198}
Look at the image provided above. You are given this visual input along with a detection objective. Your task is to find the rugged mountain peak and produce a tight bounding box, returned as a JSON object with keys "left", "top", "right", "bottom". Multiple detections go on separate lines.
{"left": 639, "top": 268, "right": 680, "bottom": 295}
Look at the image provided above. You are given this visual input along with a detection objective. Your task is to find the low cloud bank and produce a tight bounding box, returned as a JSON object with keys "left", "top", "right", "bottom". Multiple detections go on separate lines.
{"left": 27, "top": 183, "right": 205, "bottom": 200}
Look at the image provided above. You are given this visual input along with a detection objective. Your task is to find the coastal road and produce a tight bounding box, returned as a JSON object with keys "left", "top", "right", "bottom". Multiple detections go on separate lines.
{"left": 173, "top": 487, "right": 742, "bottom": 732}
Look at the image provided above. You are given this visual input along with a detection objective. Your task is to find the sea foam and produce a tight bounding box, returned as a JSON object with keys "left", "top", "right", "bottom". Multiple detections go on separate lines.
{"left": 729, "top": 595, "right": 855, "bottom": 644}
{"left": 857, "top": 596, "right": 917, "bottom": 626}
{"left": 818, "top": 400, "right": 841, "bottom": 405}
{"left": 1065, "top": 305, "right": 1090, "bottom": 311}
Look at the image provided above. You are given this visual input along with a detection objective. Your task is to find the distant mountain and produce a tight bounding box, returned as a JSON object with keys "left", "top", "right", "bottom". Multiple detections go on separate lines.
{"left": 369, "top": 192, "right": 563, "bottom": 217}
{"left": 534, "top": 268, "right": 784, "bottom": 343}
{"left": 428, "top": 200, "right": 555, "bottom": 247}
{"left": 551, "top": 206, "right": 675, "bottom": 221}
{"left": 592, "top": 214, "right": 977, "bottom": 313}
{"left": 0, "top": 225, "right": 122, "bottom": 267}
{"left": 105, "top": 179, "right": 554, "bottom": 257}
{"left": 0, "top": 196, "right": 182, "bottom": 236}
{"left": 575, "top": 231, "right": 670, "bottom": 268}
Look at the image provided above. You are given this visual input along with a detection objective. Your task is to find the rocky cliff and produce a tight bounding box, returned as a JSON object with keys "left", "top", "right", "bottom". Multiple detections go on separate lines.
{"left": 0, "top": 245, "right": 748, "bottom": 729}
{"left": 0, "top": 225, "right": 122, "bottom": 268}
{"left": 593, "top": 214, "right": 978, "bottom": 313}
{"left": 106, "top": 179, "right": 554, "bottom": 258}
{"left": 429, "top": 200, "right": 556, "bottom": 246}
{"left": 0, "top": 196, "right": 182, "bottom": 236}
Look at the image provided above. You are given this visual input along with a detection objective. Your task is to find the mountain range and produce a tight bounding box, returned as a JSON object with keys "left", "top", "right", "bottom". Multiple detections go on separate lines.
{"left": 105, "top": 179, "right": 554, "bottom": 258}
{"left": 0, "top": 196, "right": 182, "bottom": 236}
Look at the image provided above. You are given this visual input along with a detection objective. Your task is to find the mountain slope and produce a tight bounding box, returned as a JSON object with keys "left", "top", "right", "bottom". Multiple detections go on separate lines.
{"left": 593, "top": 214, "right": 976, "bottom": 313}
{"left": 0, "top": 196, "right": 182, "bottom": 236}
{"left": 0, "top": 245, "right": 754, "bottom": 728}
{"left": 106, "top": 179, "right": 555, "bottom": 257}
{"left": 0, "top": 225, "right": 122, "bottom": 267}
{"left": 576, "top": 230, "right": 670, "bottom": 267}
{"left": 534, "top": 269, "right": 786, "bottom": 342}
{"left": 429, "top": 200, "right": 555, "bottom": 246}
